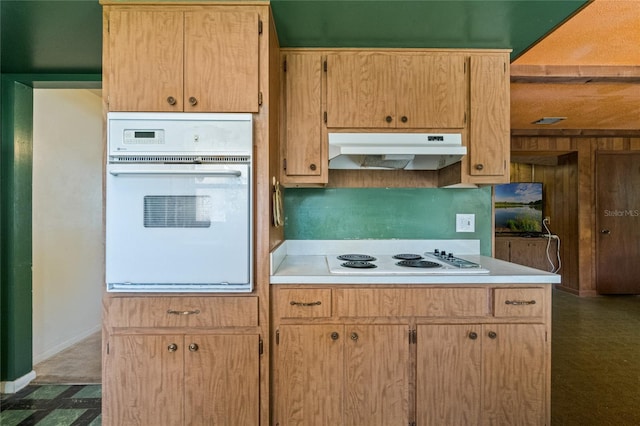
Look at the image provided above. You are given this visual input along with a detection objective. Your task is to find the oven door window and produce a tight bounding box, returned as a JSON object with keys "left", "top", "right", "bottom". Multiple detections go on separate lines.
{"left": 143, "top": 195, "right": 212, "bottom": 228}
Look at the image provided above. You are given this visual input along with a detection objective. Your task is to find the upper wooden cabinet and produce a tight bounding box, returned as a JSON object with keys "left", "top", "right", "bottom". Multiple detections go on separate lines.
{"left": 468, "top": 54, "right": 510, "bottom": 180}
{"left": 105, "top": 7, "right": 260, "bottom": 112}
{"left": 280, "top": 52, "right": 328, "bottom": 186}
{"left": 326, "top": 52, "right": 467, "bottom": 129}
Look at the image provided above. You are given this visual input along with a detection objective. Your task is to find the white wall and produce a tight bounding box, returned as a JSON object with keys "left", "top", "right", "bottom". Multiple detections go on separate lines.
{"left": 32, "top": 89, "right": 103, "bottom": 364}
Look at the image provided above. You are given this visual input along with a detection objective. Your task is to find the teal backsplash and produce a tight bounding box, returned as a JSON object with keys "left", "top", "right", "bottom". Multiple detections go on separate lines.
{"left": 284, "top": 187, "right": 493, "bottom": 255}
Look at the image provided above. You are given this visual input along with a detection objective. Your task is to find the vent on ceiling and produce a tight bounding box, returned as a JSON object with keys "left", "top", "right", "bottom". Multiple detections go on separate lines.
{"left": 532, "top": 117, "right": 567, "bottom": 125}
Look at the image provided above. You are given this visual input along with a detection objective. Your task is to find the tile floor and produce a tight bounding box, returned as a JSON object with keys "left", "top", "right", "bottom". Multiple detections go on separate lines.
{"left": 1, "top": 289, "right": 639, "bottom": 425}
{"left": 0, "top": 385, "right": 101, "bottom": 425}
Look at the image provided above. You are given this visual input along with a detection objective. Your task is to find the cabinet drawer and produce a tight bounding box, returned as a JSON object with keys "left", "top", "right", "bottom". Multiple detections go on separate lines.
{"left": 335, "top": 288, "right": 488, "bottom": 318}
{"left": 493, "top": 288, "right": 545, "bottom": 318}
{"left": 105, "top": 296, "right": 258, "bottom": 328}
{"left": 277, "top": 289, "right": 332, "bottom": 318}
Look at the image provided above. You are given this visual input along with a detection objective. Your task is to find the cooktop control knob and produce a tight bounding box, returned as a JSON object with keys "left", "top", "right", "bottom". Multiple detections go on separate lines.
{"left": 434, "top": 249, "right": 440, "bottom": 255}
{"left": 441, "top": 251, "right": 447, "bottom": 257}
{"left": 448, "top": 253, "right": 454, "bottom": 259}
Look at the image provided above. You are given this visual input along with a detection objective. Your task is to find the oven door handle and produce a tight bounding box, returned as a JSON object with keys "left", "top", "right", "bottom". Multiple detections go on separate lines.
{"left": 108, "top": 169, "right": 242, "bottom": 177}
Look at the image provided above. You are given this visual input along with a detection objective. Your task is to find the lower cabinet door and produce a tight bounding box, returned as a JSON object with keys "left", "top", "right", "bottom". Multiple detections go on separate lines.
{"left": 416, "top": 324, "right": 482, "bottom": 426}
{"left": 184, "top": 334, "right": 260, "bottom": 426}
{"left": 417, "top": 323, "right": 547, "bottom": 426}
{"left": 344, "top": 325, "right": 409, "bottom": 426}
{"left": 482, "top": 324, "right": 547, "bottom": 426}
{"left": 103, "top": 334, "right": 185, "bottom": 426}
{"left": 276, "top": 325, "right": 344, "bottom": 426}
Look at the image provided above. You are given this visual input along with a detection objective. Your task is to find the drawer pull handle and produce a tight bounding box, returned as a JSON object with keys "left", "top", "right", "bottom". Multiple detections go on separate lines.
{"left": 505, "top": 300, "right": 536, "bottom": 306}
{"left": 290, "top": 301, "right": 322, "bottom": 307}
{"left": 167, "top": 309, "right": 201, "bottom": 315}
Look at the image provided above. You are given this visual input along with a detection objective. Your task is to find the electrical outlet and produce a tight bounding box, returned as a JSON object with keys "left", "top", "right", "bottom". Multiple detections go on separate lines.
{"left": 456, "top": 214, "right": 475, "bottom": 232}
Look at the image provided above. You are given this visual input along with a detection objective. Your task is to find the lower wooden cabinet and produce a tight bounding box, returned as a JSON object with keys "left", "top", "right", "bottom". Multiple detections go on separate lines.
{"left": 103, "top": 333, "right": 259, "bottom": 426}
{"left": 275, "top": 324, "right": 409, "bottom": 426}
{"left": 102, "top": 296, "right": 262, "bottom": 426}
{"left": 495, "top": 236, "right": 558, "bottom": 272}
{"left": 272, "top": 285, "right": 550, "bottom": 426}
{"left": 417, "top": 323, "right": 546, "bottom": 426}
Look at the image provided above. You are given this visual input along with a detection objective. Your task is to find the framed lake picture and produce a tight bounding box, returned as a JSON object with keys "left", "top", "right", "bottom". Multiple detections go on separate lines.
{"left": 494, "top": 182, "right": 544, "bottom": 234}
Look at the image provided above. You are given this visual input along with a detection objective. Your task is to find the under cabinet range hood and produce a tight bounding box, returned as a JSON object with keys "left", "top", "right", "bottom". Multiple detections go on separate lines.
{"left": 328, "top": 133, "right": 466, "bottom": 170}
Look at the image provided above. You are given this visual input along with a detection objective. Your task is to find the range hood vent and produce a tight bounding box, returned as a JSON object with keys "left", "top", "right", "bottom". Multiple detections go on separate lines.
{"left": 328, "top": 133, "right": 466, "bottom": 170}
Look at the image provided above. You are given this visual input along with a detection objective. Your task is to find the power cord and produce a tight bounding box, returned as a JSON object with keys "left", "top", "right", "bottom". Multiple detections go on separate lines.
{"left": 542, "top": 218, "right": 561, "bottom": 273}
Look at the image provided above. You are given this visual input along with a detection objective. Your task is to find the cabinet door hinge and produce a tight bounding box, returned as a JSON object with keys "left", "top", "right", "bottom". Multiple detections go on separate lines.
{"left": 409, "top": 329, "right": 417, "bottom": 345}
{"left": 107, "top": 19, "right": 110, "bottom": 34}
{"left": 258, "top": 92, "right": 263, "bottom": 106}
{"left": 409, "top": 422, "right": 417, "bottom": 426}
{"left": 275, "top": 329, "right": 280, "bottom": 345}
{"left": 258, "top": 20, "right": 263, "bottom": 35}
{"left": 464, "top": 111, "right": 467, "bottom": 125}
{"left": 283, "top": 159, "right": 287, "bottom": 171}
{"left": 504, "top": 61, "right": 507, "bottom": 73}
{"left": 323, "top": 111, "right": 327, "bottom": 123}
{"left": 283, "top": 59, "right": 287, "bottom": 72}
{"left": 464, "top": 60, "right": 466, "bottom": 74}
{"left": 259, "top": 338, "right": 264, "bottom": 355}
{"left": 545, "top": 331, "right": 548, "bottom": 342}
{"left": 323, "top": 60, "right": 327, "bottom": 72}
{"left": 106, "top": 342, "right": 110, "bottom": 355}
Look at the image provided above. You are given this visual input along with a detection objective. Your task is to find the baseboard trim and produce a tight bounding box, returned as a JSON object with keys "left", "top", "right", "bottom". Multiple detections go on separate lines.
{"left": 1, "top": 370, "right": 36, "bottom": 394}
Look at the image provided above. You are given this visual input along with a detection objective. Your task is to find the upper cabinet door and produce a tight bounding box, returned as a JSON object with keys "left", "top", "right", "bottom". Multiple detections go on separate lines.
{"left": 281, "top": 53, "right": 326, "bottom": 183}
{"left": 184, "top": 10, "right": 260, "bottom": 113}
{"left": 396, "top": 54, "right": 466, "bottom": 129}
{"left": 108, "top": 10, "right": 184, "bottom": 112}
{"left": 469, "top": 54, "right": 510, "bottom": 178}
{"left": 326, "top": 52, "right": 466, "bottom": 129}
{"left": 326, "top": 53, "right": 395, "bottom": 128}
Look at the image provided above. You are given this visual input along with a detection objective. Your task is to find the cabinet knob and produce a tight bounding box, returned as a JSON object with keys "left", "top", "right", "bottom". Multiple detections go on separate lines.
{"left": 331, "top": 332, "right": 340, "bottom": 341}
{"left": 401, "top": 116, "right": 408, "bottom": 123}
{"left": 350, "top": 332, "right": 359, "bottom": 341}
{"left": 167, "top": 96, "right": 177, "bottom": 106}
{"left": 188, "top": 343, "right": 199, "bottom": 352}
{"left": 188, "top": 96, "right": 198, "bottom": 106}
{"left": 468, "top": 331, "right": 478, "bottom": 340}
{"left": 385, "top": 115, "right": 393, "bottom": 123}
{"left": 167, "top": 343, "right": 178, "bottom": 352}
{"left": 309, "top": 163, "right": 317, "bottom": 171}
{"left": 475, "top": 164, "right": 484, "bottom": 171}
{"left": 601, "top": 229, "right": 611, "bottom": 235}
{"left": 488, "top": 331, "right": 497, "bottom": 339}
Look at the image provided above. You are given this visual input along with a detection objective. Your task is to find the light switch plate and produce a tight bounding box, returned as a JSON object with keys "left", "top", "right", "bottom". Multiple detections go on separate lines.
{"left": 456, "top": 214, "right": 475, "bottom": 232}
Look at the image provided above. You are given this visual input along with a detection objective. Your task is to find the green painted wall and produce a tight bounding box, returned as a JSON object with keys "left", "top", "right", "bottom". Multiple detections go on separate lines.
{"left": 284, "top": 187, "right": 493, "bottom": 256}
{"left": 1, "top": 78, "right": 34, "bottom": 381}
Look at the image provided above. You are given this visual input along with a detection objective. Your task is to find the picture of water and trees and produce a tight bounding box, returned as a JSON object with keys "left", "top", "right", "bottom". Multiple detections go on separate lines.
{"left": 494, "top": 182, "right": 543, "bottom": 234}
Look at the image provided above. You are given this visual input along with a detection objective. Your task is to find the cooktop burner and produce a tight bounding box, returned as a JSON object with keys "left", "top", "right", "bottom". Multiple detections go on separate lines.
{"left": 341, "top": 260, "right": 377, "bottom": 269}
{"left": 396, "top": 260, "right": 441, "bottom": 268}
{"left": 392, "top": 253, "right": 424, "bottom": 260}
{"left": 337, "top": 254, "right": 377, "bottom": 262}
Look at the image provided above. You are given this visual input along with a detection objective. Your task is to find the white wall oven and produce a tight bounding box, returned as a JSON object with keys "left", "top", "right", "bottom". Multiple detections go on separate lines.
{"left": 106, "top": 113, "right": 253, "bottom": 292}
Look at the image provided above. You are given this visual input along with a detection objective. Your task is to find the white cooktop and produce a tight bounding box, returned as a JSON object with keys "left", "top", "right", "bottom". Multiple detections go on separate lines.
{"left": 325, "top": 253, "right": 489, "bottom": 275}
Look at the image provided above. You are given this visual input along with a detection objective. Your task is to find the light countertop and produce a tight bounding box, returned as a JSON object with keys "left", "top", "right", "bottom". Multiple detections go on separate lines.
{"left": 270, "top": 240, "right": 561, "bottom": 285}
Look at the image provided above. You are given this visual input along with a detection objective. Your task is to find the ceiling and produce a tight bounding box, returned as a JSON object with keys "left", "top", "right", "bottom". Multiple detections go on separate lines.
{"left": 1, "top": 0, "right": 637, "bottom": 132}
{"left": 510, "top": 0, "right": 640, "bottom": 132}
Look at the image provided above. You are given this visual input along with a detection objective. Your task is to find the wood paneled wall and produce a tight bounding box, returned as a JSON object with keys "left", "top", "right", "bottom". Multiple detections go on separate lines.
{"left": 511, "top": 135, "right": 640, "bottom": 296}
